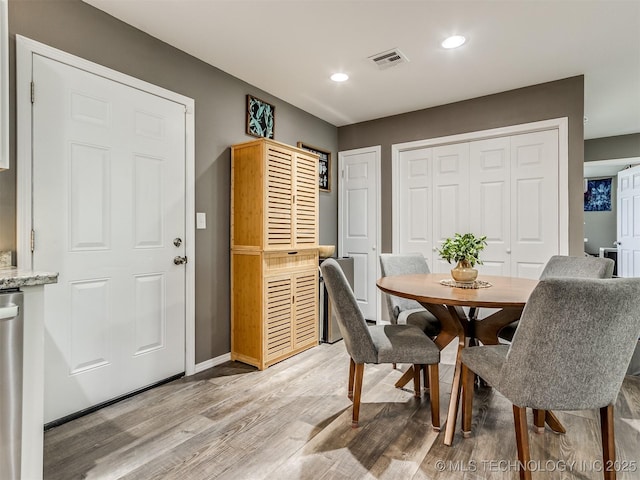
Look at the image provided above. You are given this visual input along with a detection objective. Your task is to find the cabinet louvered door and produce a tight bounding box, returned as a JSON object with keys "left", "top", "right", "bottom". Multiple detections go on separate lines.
{"left": 293, "top": 269, "right": 318, "bottom": 348}
{"left": 294, "top": 152, "right": 319, "bottom": 247}
{"left": 266, "top": 145, "right": 294, "bottom": 248}
{"left": 264, "top": 274, "right": 293, "bottom": 362}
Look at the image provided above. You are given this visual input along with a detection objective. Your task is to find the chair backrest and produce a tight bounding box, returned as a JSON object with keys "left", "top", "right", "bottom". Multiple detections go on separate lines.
{"left": 539, "top": 255, "right": 614, "bottom": 280}
{"left": 320, "top": 258, "right": 377, "bottom": 363}
{"left": 379, "top": 253, "right": 430, "bottom": 323}
{"left": 498, "top": 277, "right": 640, "bottom": 411}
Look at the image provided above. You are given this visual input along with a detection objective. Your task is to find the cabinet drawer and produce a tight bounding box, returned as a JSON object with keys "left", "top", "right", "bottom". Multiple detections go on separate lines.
{"left": 264, "top": 250, "right": 318, "bottom": 273}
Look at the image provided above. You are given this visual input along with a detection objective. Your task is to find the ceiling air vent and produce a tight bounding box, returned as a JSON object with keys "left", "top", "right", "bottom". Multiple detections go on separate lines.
{"left": 369, "top": 48, "right": 409, "bottom": 70}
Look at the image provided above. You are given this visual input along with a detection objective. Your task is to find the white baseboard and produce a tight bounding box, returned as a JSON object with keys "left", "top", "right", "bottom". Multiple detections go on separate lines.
{"left": 193, "top": 352, "right": 231, "bottom": 374}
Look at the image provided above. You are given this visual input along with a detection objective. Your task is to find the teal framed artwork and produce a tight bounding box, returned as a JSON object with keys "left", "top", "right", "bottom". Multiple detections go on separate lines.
{"left": 246, "top": 94, "right": 275, "bottom": 139}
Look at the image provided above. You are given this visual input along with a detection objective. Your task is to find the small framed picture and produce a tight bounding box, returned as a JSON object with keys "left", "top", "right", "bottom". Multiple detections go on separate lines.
{"left": 246, "top": 94, "right": 275, "bottom": 139}
{"left": 297, "top": 142, "right": 331, "bottom": 192}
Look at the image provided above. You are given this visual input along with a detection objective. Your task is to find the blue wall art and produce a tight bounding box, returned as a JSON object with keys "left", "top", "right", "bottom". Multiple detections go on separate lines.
{"left": 246, "top": 94, "right": 275, "bottom": 139}
{"left": 584, "top": 178, "right": 612, "bottom": 211}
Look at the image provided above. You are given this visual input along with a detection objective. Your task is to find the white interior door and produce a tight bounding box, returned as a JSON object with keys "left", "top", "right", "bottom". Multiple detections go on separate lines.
{"left": 617, "top": 165, "right": 640, "bottom": 277}
{"left": 432, "top": 143, "right": 469, "bottom": 273}
{"left": 32, "top": 54, "right": 187, "bottom": 423}
{"left": 469, "top": 137, "right": 511, "bottom": 276}
{"left": 338, "top": 146, "right": 380, "bottom": 321}
{"left": 510, "top": 129, "right": 559, "bottom": 279}
{"left": 395, "top": 148, "right": 433, "bottom": 266}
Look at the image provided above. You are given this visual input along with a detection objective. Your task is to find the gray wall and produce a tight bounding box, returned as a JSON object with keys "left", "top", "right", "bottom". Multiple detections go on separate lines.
{"left": 0, "top": 0, "right": 338, "bottom": 363}
{"left": 338, "top": 76, "right": 585, "bottom": 256}
{"left": 583, "top": 133, "right": 640, "bottom": 256}
{"left": 585, "top": 133, "right": 640, "bottom": 161}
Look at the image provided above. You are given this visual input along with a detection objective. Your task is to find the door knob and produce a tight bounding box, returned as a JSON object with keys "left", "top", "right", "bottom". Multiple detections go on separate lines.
{"left": 173, "top": 256, "right": 187, "bottom": 265}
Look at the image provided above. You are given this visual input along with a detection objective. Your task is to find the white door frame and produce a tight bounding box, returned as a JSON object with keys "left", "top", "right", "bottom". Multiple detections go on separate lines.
{"left": 338, "top": 145, "right": 382, "bottom": 322}
{"left": 16, "top": 35, "right": 196, "bottom": 374}
{"left": 391, "top": 117, "right": 569, "bottom": 255}
{"left": 617, "top": 164, "right": 640, "bottom": 277}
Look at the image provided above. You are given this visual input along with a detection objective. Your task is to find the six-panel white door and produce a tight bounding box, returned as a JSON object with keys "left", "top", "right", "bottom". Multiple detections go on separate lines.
{"left": 470, "top": 137, "right": 511, "bottom": 276}
{"left": 509, "top": 130, "right": 559, "bottom": 279}
{"left": 394, "top": 129, "right": 559, "bottom": 278}
{"left": 32, "top": 54, "right": 187, "bottom": 423}
{"left": 338, "top": 147, "right": 380, "bottom": 321}
{"left": 617, "top": 164, "right": 640, "bottom": 277}
{"left": 432, "top": 143, "right": 469, "bottom": 273}
{"left": 396, "top": 148, "right": 433, "bottom": 266}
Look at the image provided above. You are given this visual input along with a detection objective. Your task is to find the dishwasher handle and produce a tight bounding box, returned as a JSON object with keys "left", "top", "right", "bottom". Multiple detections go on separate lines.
{"left": 0, "top": 305, "right": 19, "bottom": 320}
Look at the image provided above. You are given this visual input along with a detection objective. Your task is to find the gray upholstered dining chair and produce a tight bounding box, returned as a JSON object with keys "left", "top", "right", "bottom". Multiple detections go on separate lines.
{"left": 498, "top": 255, "right": 615, "bottom": 342}
{"left": 460, "top": 277, "right": 640, "bottom": 480}
{"left": 320, "top": 258, "right": 441, "bottom": 430}
{"left": 379, "top": 253, "right": 441, "bottom": 336}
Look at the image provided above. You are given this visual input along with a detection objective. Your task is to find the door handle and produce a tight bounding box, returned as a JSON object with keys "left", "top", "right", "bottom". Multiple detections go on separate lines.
{"left": 0, "top": 305, "right": 19, "bottom": 320}
{"left": 173, "top": 256, "right": 188, "bottom": 265}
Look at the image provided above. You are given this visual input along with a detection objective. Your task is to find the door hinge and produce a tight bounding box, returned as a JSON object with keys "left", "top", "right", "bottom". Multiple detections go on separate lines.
{"left": 30, "top": 229, "right": 35, "bottom": 252}
{"left": 30, "top": 81, "right": 35, "bottom": 104}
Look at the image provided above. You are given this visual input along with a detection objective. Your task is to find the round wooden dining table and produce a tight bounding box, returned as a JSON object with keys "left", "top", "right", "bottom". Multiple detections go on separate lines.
{"left": 377, "top": 272, "right": 546, "bottom": 446}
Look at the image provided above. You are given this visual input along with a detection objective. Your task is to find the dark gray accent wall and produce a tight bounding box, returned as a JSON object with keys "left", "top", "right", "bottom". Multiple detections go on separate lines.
{"left": 0, "top": 0, "right": 338, "bottom": 363}
{"left": 338, "top": 76, "right": 585, "bottom": 256}
{"left": 585, "top": 133, "right": 640, "bottom": 161}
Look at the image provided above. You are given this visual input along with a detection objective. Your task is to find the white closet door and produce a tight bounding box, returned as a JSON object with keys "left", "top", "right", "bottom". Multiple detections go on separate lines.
{"left": 396, "top": 148, "right": 433, "bottom": 266}
{"left": 469, "top": 137, "right": 511, "bottom": 276}
{"left": 432, "top": 143, "right": 469, "bottom": 273}
{"left": 510, "top": 130, "right": 559, "bottom": 279}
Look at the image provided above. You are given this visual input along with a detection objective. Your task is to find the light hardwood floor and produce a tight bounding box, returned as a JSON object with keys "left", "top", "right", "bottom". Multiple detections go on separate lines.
{"left": 44, "top": 342, "right": 640, "bottom": 480}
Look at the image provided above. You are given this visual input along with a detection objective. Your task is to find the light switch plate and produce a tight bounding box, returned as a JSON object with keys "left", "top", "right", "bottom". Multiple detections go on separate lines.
{"left": 196, "top": 212, "right": 206, "bottom": 229}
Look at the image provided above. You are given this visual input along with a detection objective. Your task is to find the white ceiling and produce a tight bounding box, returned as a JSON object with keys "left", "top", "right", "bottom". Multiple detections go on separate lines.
{"left": 83, "top": 0, "right": 640, "bottom": 140}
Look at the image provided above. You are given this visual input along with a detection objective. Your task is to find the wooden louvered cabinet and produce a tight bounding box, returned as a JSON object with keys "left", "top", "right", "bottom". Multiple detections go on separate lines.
{"left": 231, "top": 139, "right": 319, "bottom": 369}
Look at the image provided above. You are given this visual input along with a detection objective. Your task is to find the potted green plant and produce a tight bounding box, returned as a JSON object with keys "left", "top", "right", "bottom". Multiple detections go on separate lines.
{"left": 437, "top": 232, "right": 488, "bottom": 282}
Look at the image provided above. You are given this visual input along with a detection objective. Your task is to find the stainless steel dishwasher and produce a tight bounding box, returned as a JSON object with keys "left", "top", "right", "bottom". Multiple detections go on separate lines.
{"left": 0, "top": 290, "right": 23, "bottom": 480}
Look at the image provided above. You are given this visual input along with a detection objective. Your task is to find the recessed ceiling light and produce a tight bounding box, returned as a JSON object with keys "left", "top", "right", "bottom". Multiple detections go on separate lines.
{"left": 330, "top": 72, "right": 349, "bottom": 82}
{"left": 442, "top": 35, "right": 466, "bottom": 49}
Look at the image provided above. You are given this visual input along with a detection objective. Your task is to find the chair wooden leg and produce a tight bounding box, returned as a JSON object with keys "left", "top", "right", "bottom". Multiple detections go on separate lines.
{"left": 392, "top": 362, "right": 397, "bottom": 369}
{"left": 422, "top": 364, "right": 430, "bottom": 391}
{"left": 351, "top": 363, "right": 365, "bottom": 428}
{"left": 600, "top": 404, "right": 616, "bottom": 480}
{"left": 348, "top": 357, "right": 355, "bottom": 400}
{"left": 545, "top": 410, "right": 567, "bottom": 434}
{"left": 413, "top": 364, "right": 422, "bottom": 397}
{"left": 513, "top": 405, "right": 532, "bottom": 480}
{"left": 461, "top": 363, "right": 475, "bottom": 438}
{"left": 533, "top": 409, "right": 545, "bottom": 434}
{"left": 428, "top": 363, "right": 440, "bottom": 431}
{"left": 394, "top": 365, "right": 415, "bottom": 388}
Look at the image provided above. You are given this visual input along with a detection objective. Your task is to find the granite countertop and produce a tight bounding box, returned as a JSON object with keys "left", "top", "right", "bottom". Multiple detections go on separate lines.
{"left": 0, "top": 267, "right": 59, "bottom": 290}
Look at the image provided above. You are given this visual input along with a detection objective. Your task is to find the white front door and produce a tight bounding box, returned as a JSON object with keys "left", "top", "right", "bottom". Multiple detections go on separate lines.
{"left": 617, "top": 165, "right": 640, "bottom": 277}
{"left": 32, "top": 54, "right": 187, "bottom": 423}
{"left": 338, "top": 146, "right": 380, "bottom": 321}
